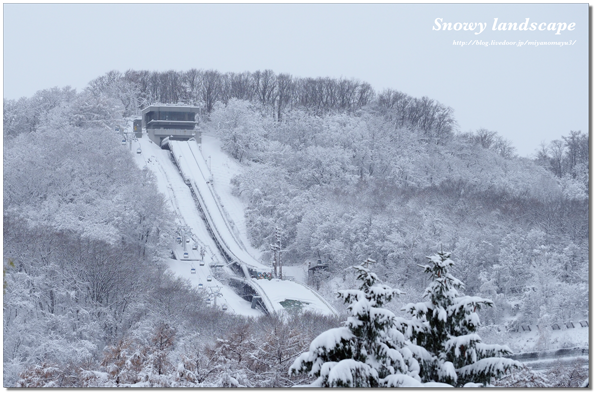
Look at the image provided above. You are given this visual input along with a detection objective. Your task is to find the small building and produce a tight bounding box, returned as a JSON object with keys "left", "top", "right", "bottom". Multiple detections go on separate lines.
{"left": 306, "top": 259, "right": 328, "bottom": 273}
{"left": 141, "top": 104, "right": 200, "bottom": 146}
{"left": 305, "top": 259, "right": 329, "bottom": 289}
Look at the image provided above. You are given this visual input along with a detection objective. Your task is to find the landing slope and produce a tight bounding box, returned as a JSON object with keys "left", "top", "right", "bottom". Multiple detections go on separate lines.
{"left": 131, "top": 134, "right": 262, "bottom": 317}
{"left": 170, "top": 139, "right": 337, "bottom": 316}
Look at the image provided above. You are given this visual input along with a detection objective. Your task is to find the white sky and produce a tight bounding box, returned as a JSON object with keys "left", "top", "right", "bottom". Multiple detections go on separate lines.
{"left": 2, "top": 2, "right": 589, "bottom": 156}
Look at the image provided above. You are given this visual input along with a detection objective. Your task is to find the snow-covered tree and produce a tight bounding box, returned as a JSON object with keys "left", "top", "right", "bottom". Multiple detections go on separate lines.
{"left": 400, "top": 251, "right": 522, "bottom": 386}
{"left": 210, "top": 99, "right": 268, "bottom": 162}
{"left": 289, "top": 259, "right": 422, "bottom": 387}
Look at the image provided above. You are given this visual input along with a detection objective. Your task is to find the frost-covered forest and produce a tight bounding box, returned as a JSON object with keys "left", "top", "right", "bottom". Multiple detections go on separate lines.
{"left": 3, "top": 69, "right": 588, "bottom": 387}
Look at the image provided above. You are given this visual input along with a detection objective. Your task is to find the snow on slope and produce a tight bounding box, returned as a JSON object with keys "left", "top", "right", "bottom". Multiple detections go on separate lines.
{"left": 172, "top": 137, "right": 337, "bottom": 316}
{"left": 254, "top": 279, "right": 335, "bottom": 315}
{"left": 201, "top": 134, "right": 313, "bottom": 288}
{"left": 131, "top": 133, "right": 262, "bottom": 317}
{"left": 128, "top": 126, "right": 336, "bottom": 317}
{"left": 499, "top": 325, "right": 589, "bottom": 354}
{"left": 170, "top": 140, "right": 270, "bottom": 271}
{"left": 199, "top": 133, "right": 265, "bottom": 261}
{"left": 165, "top": 258, "right": 260, "bottom": 317}
{"left": 131, "top": 137, "right": 220, "bottom": 263}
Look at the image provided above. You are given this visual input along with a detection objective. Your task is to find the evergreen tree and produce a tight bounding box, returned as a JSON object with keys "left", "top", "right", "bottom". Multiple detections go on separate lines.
{"left": 399, "top": 251, "right": 522, "bottom": 386}
{"left": 289, "top": 259, "right": 422, "bottom": 387}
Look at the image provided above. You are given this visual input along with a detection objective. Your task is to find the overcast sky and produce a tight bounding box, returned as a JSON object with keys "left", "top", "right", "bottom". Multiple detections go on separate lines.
{"left": 3, "top": 3, "right": 589, "bottom": 156}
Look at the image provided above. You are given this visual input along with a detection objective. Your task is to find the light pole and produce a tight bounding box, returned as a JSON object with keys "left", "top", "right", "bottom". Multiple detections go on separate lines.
{"left": 177, "top": 225, "right": 192, "bottom": 252}
{"left": 270, "top": 227, "right": 283, "bottom": 279}
{"left": 208, "top": 285, "right": 223, "bottom": 308}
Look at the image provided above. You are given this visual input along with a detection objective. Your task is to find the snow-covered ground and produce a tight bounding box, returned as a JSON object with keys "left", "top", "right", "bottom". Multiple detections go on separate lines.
{"left": 129, "top": 126, "right": 337, "bottom": 317}
{"left": 254, "top": 278, "right": 334, "bottom": 315}
{"left": 478, "top": 320, "right": 589, "bottom": 356}
{"left": 505, "top": 325, "right": 588, "bottom": 353}
{"left": 165, "top": 258, "right": 261, "bottom": 317}
{"left": 281, "top": 266, "right": 308, "bottom": 284}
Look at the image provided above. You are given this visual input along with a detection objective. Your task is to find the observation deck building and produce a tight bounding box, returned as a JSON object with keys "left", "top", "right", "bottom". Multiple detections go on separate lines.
{"left": 141, "top": 104, "right": 200, "bottom": 146}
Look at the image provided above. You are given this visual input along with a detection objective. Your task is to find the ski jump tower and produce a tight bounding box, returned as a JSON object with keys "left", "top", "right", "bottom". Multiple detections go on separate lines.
{"left": 142, "top": 104, "right": 200, "bottom": 146}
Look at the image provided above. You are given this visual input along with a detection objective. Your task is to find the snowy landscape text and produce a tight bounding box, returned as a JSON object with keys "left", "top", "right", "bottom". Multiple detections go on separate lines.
{"left": 432, "top": 18, "right": 577, "bottom": 35}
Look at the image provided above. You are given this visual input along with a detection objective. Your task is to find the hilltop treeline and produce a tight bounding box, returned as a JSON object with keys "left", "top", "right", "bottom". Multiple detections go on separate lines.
{"left": 4, "top": 69, "right": 457, "bottom": 146}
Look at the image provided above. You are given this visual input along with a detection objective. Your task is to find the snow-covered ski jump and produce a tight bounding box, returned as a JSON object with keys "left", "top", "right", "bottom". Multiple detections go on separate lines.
{"left": 131, "top": 106, "right": 336, "bottom": 316}
{"left": 169, "top": 139, "right": 337, "bottom": 316}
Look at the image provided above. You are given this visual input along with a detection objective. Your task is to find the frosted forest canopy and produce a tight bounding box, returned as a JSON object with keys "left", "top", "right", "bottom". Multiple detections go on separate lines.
{"left": 3, "top": 68, "right": 588, "bottom": 387}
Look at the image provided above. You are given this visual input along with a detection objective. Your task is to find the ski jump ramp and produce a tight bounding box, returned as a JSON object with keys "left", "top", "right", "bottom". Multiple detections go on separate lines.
{"left": 170, "top": 139, "right": 337, "bottom": 316}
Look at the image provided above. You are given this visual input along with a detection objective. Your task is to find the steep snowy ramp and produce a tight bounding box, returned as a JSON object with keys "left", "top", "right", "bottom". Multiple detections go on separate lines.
{"left": 170, "top": 139, "right": 337, "bottom": 316}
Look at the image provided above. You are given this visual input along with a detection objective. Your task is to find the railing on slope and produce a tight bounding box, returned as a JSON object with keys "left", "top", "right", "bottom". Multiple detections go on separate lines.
{"left": 186, "top": 141, "right": 341, "bottom": 315}
{"left": 167, "top": 146, "right": 232, "bottom": 264}
{"left": 147, "top": 152, "right": 215, "bottom": 260}
{"left": 171, "top": 142, "right": 236, "bottom": 259}
{"left": 190, "top": 182, "right": 276, "bottom": 313}
{"left": 507, "top": 347, "right": 589, "bottom": 371}
{"left": 508, "top": 347, "right": 589, "bottom": 362}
